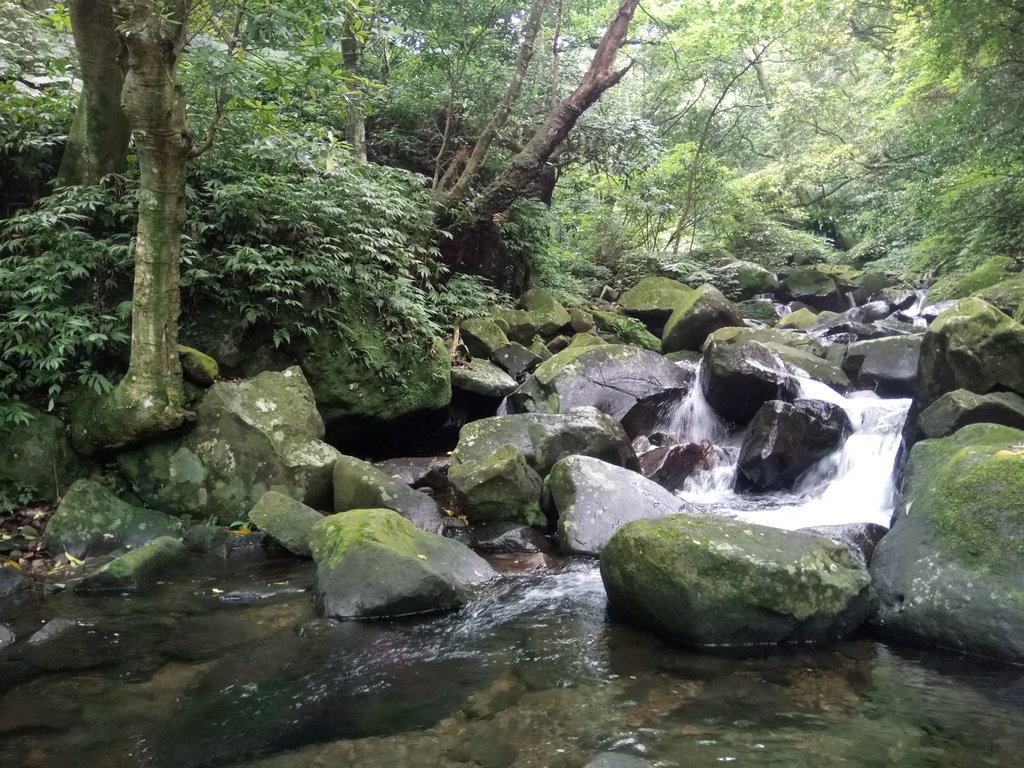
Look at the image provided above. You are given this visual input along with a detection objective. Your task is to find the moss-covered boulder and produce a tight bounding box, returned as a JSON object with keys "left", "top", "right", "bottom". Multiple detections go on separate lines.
{"left": 736, "top": 298, "right": 780, "bottom": 326}
{"left": 301, "top": 319, "right": 451, "bottom": 424}
{"left": 778, "top": 267, "right": 845, "bottom": 313}
{"left": 590, "top": 310, "right": 661, "bottom": 351}
{"left": 44, "top": 480, "right": 182, "bottom": 558}
{"left": 661, "top": 284, "right": 744, "bottom": 353}
{"left": 451, "top": 408, "right": 637, "bottom": 477}
{"left": 118, "top": 368, "right": 340, "bottom": 521}
{"left": 0, "top": 408, "right": 82, "bottom": 502}
{"left": 917, "top": 389, "right": 1024, "bottom": 440}
{"left": 735, "top": 400, "right": 852, "bottom": 492}
{"left": 722, "top": 260, "right": 780, "bottom": 301}
{"left": 448, "top": 444, "right": 545, "bottom": 527}
{"left": 507, "top": 344, "right": 692, "bottom": 419}
{"left": 333, "top": 455, "right": 444, "bottom": 533}
{"left": 494, "top": 288, "right": 571, "bottom": 344}
{"left": 871, "top": 424, "right": 1024, "bottom": 662}
{"left": 916, "top": 298, "right": 1024, "bottom": 410}
{"left": 852, "top": 271, "right": 900, "bottom": 304}
{"left": 927, "top": 256, "right": 1019, "bottom": 304}
{"left": 451, "top": 359, "right": 518, "bottom": 399}
{"left": 178, "top": 345, "right": 219, "bottom": 387}
{"left": 617, "top": 277, "right": 693, "bottom": 335}
{"left": 310, "top": 508, "right": 494, "bottom": 619}
{"left": 75, "top": 536, "right": 186, "bottom": 594}
{"left": 842, "top": 336, "right": 922, "bottom": 397}
{"left": 701, "top": 339, "right": 800, "bottom": 424}
{"left": 769, "top": 344, "right": 850, "bottom": 391}
{"left": 548, "top": 456, "right": 689, "bottom": 556}
{"left": 461, "top": 316, "right": 511, "bottom": 359}
{"left": 248, "top": 491, "right": 325, "bottom": 557}
{"left": 778, "top": 307, "right": 819, "bottom": 329}
{"left": 703, "top": 326, "right": 825, "bottom": 356}
{"left": 600, "top": 514, "right": 874, "bottom": 648}
{"left": 970, "top": 276, "right": 1024, "bottom": 317}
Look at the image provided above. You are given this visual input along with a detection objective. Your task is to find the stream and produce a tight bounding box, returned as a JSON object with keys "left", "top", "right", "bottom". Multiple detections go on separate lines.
{"left": 2, "top": 377, "right": 1024, "bottom": 766}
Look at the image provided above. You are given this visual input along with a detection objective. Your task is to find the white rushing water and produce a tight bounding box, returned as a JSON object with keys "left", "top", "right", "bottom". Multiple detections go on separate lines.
{"left": 671, "top": 364, "right": 911, "bottom": 531}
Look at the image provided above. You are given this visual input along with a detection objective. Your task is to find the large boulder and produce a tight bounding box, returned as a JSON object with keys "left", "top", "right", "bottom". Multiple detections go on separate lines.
{"left": 777, "top": 267, "right": 846, "bottom": 312}
{"left": 971, "top": 277, "right": 1024, "bottom": 317}
{"left": 494, "top": 288, "right": 571, "bottom": 344}
{"left": 44, "top": 479, "right": 182, "bottom": 558}
{"left": 460, "top": 316, "right": 511, "bottom": 359}
{"left": 700, "top": 339, "right": 800, "bottom": 424}
{"left": 842, "top": 336, "right": 922, "bottom": 397}
{"left": 333, "top": 455, "right": 445, "bottom": 533}
{"left": 248, "top": 491, "right": 325, "bottom": 557}
{"left": 916, "top": 389, "right": 1024, "bottom": 440}
{"left": 310, "top": 508, "right": 494, "bottom": 619}
{"left": 871, "top": 424, "right": 1024, "bottom": 662}
{"left": 661, "top": 284, "right": 744, "bottom": 353}
{"left": 451, "top": 408, "right": 637, "bottom": 476}
{"left": 926, "top": 256, "right": 1019, "bottom": 304}
{"left": 447, "top": 444, "right": 545, "bottom": 527}
{"left": 915, "top": 298, "right": 1024, "bottom": 410}
{"left": 721, "top": 260, "right": 780, "bottom": 301}
{"left": 301, "top": 318, "right": 451, "bottom": 424}
{"left": 601, "top": 514, "right": 874, "bottom": 648}
{"left": 74, "top": 536, "right": 186, "bottom": 594}
{"left": 450, "top": 359, "right": 518, "bottom": 399}
{"left": 506, "top": 344, "right": 693, "bottom": 420}
{"left": 617, "top": 277, "right": 693, "bottom": 335}
{"left": 118, "top": 367, "right": 340, "bottom": 521}
{"left": 547, "top": 456, "right": 691, "bottom": 556}
{"left": 735, "top": 400, "right": 852, "bottom": 492}
{"left": 590, "top": 310, "right": 661, "bottom": 351}
{"left": 0, "top": 408, "right": 81, "bottom": 502}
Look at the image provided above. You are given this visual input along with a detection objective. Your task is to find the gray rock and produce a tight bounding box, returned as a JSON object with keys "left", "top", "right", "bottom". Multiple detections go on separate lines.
{"left": 917, "top": 389, "right": 1024, "bottom": 440}
{"left": 448, "top": 444, "right": 545, "bottom": 527}
{"left": 248, "top": 491, "right": 325, "bottom": 557}
{"left": 28, "top": 617, "right": 93, "bottom": 645}
{"left": 802, "top": 523, "right": 888, "bottom": 568}
{"left": 311, "top": 508, "right": 495, "bottom": 619}
{"left": 777, "top": 267, "right": 845, "bottom": 312}
{"left": 74, "top": 536, "right": 186, "bottom": 593}
{"left": 0, "top": 566, "right": 32, "bottom": 603}
{"left": 44, "top": 479, "right": 182, "bottom": 558}
{"left": 451, "top": 359, "right": 518, "bottom": 398}
{"left": 447, "top": 521, "right": 549, "bottom": 554}
{"left": 183, "top": 524, "right": 265, "bottom": 557}
{"left": 844, "top": 336, "right": 922, "bottom": 397}
{"left": 701, "top": 339, "right": 800, "bottom": 424}
{"left": 0, "top": 624, "right": 14, "bottom": 650}
{"left": 618, "top": 276, "right": 693, "bottom": 335}
{"left": 333, "top": 455, "right": 445, "bottom": 534}
{"left": 491, "top": 341, "right": 542, "bottom": 378}
{"left": 601, "top": 514, "right": 874, "bottom": 648}
{"left": 461, "top": 316, "right": 511, "bottom": 358}
{"left": 661, "top": 284, "right": 744, "bottom": 352}
{"left": 0, "top": 407, "right": 81, "bottom": 502}
{"left": 548, "top": 456, "right": 691, "bottom": 556}
{"left": 374, "top": 455, "right": 451, "bottom": 490}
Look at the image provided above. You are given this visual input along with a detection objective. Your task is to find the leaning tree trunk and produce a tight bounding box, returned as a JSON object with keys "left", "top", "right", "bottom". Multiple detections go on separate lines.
{"left": 57, "top": 0, "right": 131, "bottom": 187}
{"left": 73, "top": 1, "right": 191, "bottom": 454}
{"left": 441, "top": 0, "right": 640, "bottom": 293}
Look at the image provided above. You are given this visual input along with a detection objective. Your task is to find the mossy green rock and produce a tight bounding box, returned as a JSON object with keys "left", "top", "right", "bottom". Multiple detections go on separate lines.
{"left": 75, "top": 536, "right": 186, "bottom": 594}
{"left": 0, "top": 407, "right": 81, "bottom": 502}
{"left": 871, "top": 424, "right": 1024, "bottom": 662}
{"left": 310, "top": 508, "right": 494, "bottom": 619}
{"left": 778, "top": 268, "right": 845, "bottom": 312}
{"left": 178, "top": 345, "right": 219, "bottom": 386}
{"left": 248, "top": 490, "right": 325, "bottom": 557}
{"left": 618, "top": 277, "right": 693, "bottom": 334}
{"left": 549, "top": 455, "right": 688, "bottom": 556}
{"left": 661, "top": 284, "right": 744, "bottom": 353}
{"left": 723, "top": 260, "right": 780, "bottom": 301}
{"left": 736, "top": 299, "right": 780, "bottom": 326}
{"left": 451, "top": 408, "right": 636, "bottom": 477}
{"left": 333, "top": 455, "right": 444, "bottom": 533}
{"left": 448, "top": 444, "right": 544, "bottom": 527}
{"left": 302, "top": 319, "right": 451, "bottom": 424}
{"left": 704, "top": 326, "right": 825, "bottom": 357}
{"left": 916, "top": 298, "right": 1024, "bottom": 410}
{"left": 450, "top": 359, "right": 518, "bottom": 398}
{"left": 461, "top": 316, "right": 511, "bottom": 358}
{"left": 494, "top": 289, "right": 571, "bottom": 344}
{"left": 970, "top": 276, "right": 1024, "bottom": 317}
{"left": 778, "top": 307, "right": 819, "bottom": 329}
{"left": 589, "top": 310, "right": 661, "bottom": 351}
{"left": 600, "top": 514, "right": 874, "bottom": 648}
{"left": 567, "top": 333, "right": 606, "bottom": 350}
{"left": 927, "top": 256, "right": 1019, "bottom": 304}
{"left": 917, "top": 389, "right": 1024, "bottom": 440}
{"left": 44, "top": 480, "right": 182, "bottom": 558}
{"left": 118, "top": 367, "right": 340, "bottom": 521}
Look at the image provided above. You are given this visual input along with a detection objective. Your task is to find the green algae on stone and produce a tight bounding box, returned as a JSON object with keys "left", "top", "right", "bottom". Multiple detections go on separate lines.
{"left": 736, "top": 298, "right": 780, "bottom": 326}
{"left": 661, "top": 284, "right": 744, "bottom": 353}
{"left": 75, "top": 536, "right": 186, "bottom": 593}
{"left": 448, "top": 443, "right": 545, "bottom": 527}
{"left": 178, "top": 345, "right": 219, "bottom": 386}
{"left": 589, "top": 310, "right": 661, "bottom": 351}
{"left": 0, "top": 407, "right": 82, "bottom": 502}
{"left": 927, "top": 256, "right": 1019, "bottom": 303}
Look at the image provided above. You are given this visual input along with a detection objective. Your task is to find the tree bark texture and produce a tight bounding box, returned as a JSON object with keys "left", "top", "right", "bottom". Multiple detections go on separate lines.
{"left": 342, "top": 10, "right": 368, "bottom": 163}
{"left": 58, "top": 0, "right": 131, "bottom": 186}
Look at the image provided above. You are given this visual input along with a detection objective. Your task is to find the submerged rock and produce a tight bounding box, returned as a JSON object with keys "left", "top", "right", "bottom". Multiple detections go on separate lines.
{"left": 248, "top": 491, "right": 325, "bottom": 557}
{"left": 600, "top": 514, "right": 874, "bottom": 648}
{"left": 44, "top": 479, "right": 182, "bottom": 558}
{"left": 310, "top": 508, "right": 494, "bottom": 619}
{"left": 333, "top": 455, "right": 445, "bottom": 534}
{"left": 871, "top": 423, "right": 1024, "bottom": 662}
{"left": 661, "top": 284, "right": 744, "bottom": 352}
{"left": 75, "top": 536, "right": 186, "bottom": 594}
{"left": 548, "top": 456, "right": 691, "bottom": 556}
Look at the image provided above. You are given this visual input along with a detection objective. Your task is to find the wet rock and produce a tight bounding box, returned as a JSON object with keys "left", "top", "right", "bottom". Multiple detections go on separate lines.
{"left": 601, "top": 515, "right": 874, "bottom": 648}
{"left": 661, "top": 284, "right": 744, "bottom": 352}
{"left": 183, "top": 524, "right": 265, "bottom": 557}
{"left": 248, "top": 491, "right": 325, "bottom": 557}
{"left": 735, "top": 399, "right": 852, "bottom": 492}
{"left": 844, "top": 336, "right": 922, "bottom": 397}
{"left": 778, "top": 267, "right": 846, "bottom": 313}
{"left": 75, "top": 536, "right": 186, "bottom": 594}
{"left": 770, "top": 344, "right": 850, "bottom": 391}
{"left": 119, "top": 367, "right": 341, "bottom": 521}
{"left": 451, "top": 359, "right": 518, "bottom": 398}
{"left": 311, "top": 508, "right": 495, "bottom": 619}
{"left": 507, "top": 344, "right": 693, "bottom": 420}
{"left": 333, "top": 455, "right": 444, "bottom": 534}
{"left": 447, "top": 521, "right": 549, "bottom": 553}
{"left": 375, "top": 456, "right": 451, "bottom": 490}
{"left": 637, "top": 441, "right": 714, "bottom": 491}
{"left": 701, "top": 339, "right": 800, "bottom": 424}
{"left": 0, "top": 565, "right": 32, "bottom": 603}
{"left": 917, "top": 389, "right": 1024, "bottom": 440}
{"left": 0, "top": 624, "right": 13, "bottom": 650}
{"left": 28, "top": 617, "right": 93, "bottom": 645}
{"left": 585, "top": 754, "right": 655, "bottom": 768}
{"left": 802, "top": 523, "right": 888, "bottom": 568}
{"left": 451, "top": 408, "right": 637, "bottom": 477}
{"left": 619, "top": 387, "right": 694, "bottom": 440}
{"left": 703, "top": 325, "right": 826, "bottom": 356}
{"left": 44, "top": 479, "right": 182, "bottom": 558}
{"left": 916, "top": 298, "right": 1024, "bottom": 410}
{"left": 0, "top": 407, "right": 81, "bottom": 502}
{"left": 917, "top": 299, "right": 958, "bottom": 324}
{"left": 491, "top": 341, "right": 542, "bottom": 378}
{"left": 618, "top": 276, "right": 693, "bottom": 335}
{"left": 448, "top": 444, "right": 545, "bottom": 527}
{"left": 548, "top": 456, "right": 692, "bottom": 556}
{"left": 871, "top": 423, "right": 1024, "bottom": 662}
{"left": 461, "top": 316, "right": 511, "bottom": 358}
{"left": 590, "top": 310, "right": 662, "bottom": 351}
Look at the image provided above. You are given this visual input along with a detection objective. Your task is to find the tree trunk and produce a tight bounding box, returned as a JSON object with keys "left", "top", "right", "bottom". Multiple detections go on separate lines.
{"left": 441, "top": 0, "right": 640, "bottom": 293}
{"left": 342, "top": 10, "right": 367, "bottom": 163}
{"left": 57, "top": 0, "right": 130, "bottom": 186}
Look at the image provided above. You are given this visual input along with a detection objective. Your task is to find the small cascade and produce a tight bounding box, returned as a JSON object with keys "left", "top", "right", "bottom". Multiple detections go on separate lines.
{"left": 668, "top": 361, "right": 730, "bottom": 444}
